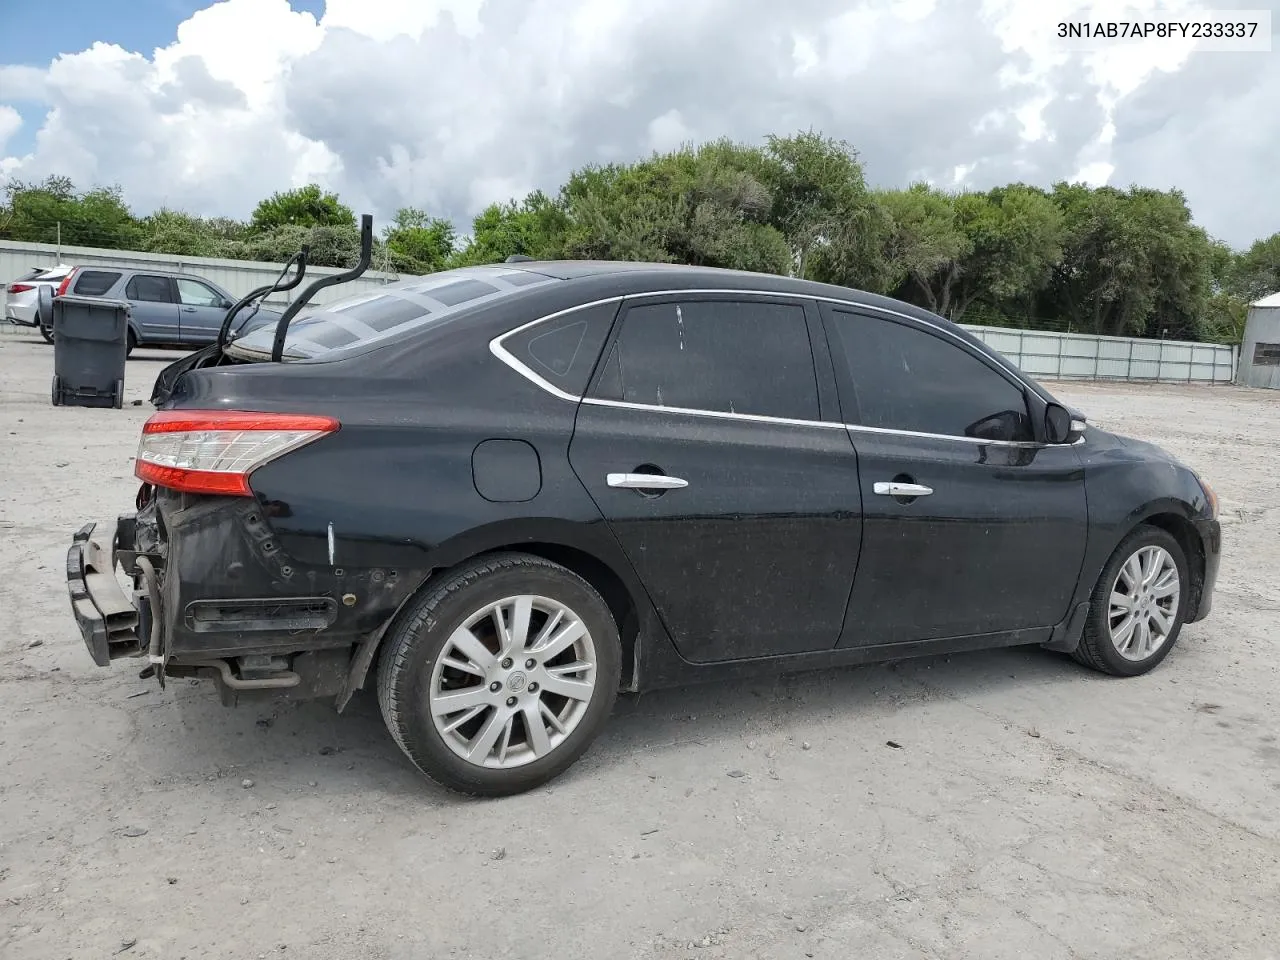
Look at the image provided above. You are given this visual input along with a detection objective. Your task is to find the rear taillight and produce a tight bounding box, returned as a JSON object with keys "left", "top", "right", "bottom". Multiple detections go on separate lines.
{"left": 55, "top": 270, "right": 76, "bottom": 297}
{"left": 134, "top": 410, "right": 339, "bottom": 496}
{"left": 8, "top": 283, "right": 34, "bottom": 294}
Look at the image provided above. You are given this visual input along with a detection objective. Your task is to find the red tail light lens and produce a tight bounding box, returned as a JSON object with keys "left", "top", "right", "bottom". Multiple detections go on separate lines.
{"left": 8, "top": 283, "right": 34, "bottom": 294}
{"left": 135, "top": 410, "right": 340, "bottom": 496}
{"left": 55, "top": 270, "right": 76, "bottom": 297}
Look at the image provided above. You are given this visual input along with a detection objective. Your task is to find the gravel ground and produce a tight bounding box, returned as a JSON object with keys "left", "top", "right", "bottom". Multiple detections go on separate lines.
{"left": 2, "top": 331, "right": 1278, "bottom": 960}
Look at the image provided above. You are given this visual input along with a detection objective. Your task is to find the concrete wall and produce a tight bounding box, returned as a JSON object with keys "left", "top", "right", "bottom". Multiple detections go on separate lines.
{"left": 964, "top": 325, "right": 1237, "bottom": 385}
{"left": 1236, "top": 304, "right": 1280, "bottom": 389}
{"left": 0, "top": 238, "right": 399, "bottom": 312}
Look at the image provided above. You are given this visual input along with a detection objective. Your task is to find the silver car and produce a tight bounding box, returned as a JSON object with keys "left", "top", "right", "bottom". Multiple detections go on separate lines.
{"left": 38, "top": 265, "right": 282, "bottom": 353}
{"left": 5, "top": 264, "right": 73, "bottom": 341}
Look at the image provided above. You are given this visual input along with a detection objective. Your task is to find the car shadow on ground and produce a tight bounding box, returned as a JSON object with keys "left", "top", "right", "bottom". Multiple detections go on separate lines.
{"left": 129, "top": 641, "right": 1095, "bottom": 805}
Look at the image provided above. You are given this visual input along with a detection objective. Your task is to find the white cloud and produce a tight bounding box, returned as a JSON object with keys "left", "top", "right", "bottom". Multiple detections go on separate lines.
{"left": 0, "top": 0, "right": 1274, "bottom": 247}
{"left": 0, "top": 105, "right": 20, "bottom": 152}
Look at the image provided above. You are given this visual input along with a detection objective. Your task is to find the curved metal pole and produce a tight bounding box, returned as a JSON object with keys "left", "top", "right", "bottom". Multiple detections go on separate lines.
{"left": 270, "top": 214, "right": 373, "bottom": 363}
{"left": 215, "top": 246, "right": 310, "bottom": 350}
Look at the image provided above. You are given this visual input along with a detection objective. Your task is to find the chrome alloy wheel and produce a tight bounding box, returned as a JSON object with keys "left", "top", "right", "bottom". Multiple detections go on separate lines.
{"left": 1108, "top": 544, "right": 1181, "bottom": 662}
{"left": 428, "top": 595, "right": 597, "bottom": 768}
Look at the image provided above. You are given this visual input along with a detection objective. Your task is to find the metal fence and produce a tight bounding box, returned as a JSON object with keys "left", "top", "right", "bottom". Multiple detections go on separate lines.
{"left": 0, "top": 238, "right": 400, "bottom": 326}
{"left": 963, "top": 325, "right": 1238, "bottom": 384}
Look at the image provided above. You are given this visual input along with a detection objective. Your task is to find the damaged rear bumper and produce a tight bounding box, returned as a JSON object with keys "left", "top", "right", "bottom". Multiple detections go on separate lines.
{"left": 66, "top": 521, "right": 144, "bottom": 666}
{"left": 64, "top": 494, "right": 426, "bottom": 707}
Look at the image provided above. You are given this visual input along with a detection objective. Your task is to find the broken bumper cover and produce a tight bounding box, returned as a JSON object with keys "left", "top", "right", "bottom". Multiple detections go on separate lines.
{"left": 66, "top": 522, "right": 142, "bottom": 666}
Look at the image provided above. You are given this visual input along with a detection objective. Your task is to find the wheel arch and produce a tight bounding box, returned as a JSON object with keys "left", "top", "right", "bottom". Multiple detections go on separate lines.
{"left": 351, "top": 522, "right": 649, "bottom": 702}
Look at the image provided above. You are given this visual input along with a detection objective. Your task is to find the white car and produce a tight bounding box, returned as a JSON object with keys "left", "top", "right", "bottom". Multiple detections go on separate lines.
{"left": 5, "top": 264, "right": 73, "bottom": 341}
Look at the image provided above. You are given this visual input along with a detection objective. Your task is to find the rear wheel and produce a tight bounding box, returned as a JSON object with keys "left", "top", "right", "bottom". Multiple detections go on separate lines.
{"left": 1073, "top": 526, "right": 1188, "bottom": 677}
{"left": 39, "top": 321, "right": 53, "bottom": 344}
{"left": 377, "top": 552, "right": 621, "bottom": 797}
{"left": 126, "top": 330, "right": 137, "bottom": 356}
{"left": 51, "top": 375, "right": 62, "bottom": 406}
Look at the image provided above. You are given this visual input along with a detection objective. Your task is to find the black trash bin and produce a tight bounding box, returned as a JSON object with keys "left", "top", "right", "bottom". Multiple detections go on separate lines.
{"left": 49, "top": 293, "right": 130, "bottom": 409}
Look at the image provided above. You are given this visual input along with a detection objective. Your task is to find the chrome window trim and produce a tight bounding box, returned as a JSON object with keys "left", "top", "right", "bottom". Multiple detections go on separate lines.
{"left": 489, "top": 289, "right": 1084, "bottom": 450}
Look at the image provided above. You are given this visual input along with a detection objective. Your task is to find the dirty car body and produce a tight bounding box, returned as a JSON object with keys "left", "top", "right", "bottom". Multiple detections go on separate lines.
{"left": 65, "top": 261, "right": 1222, "bottom": 796}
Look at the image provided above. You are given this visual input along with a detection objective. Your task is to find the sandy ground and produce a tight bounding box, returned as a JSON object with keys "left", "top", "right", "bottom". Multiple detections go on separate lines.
{"left": 1, "top": 330, "right": 1279, "bottom": 960}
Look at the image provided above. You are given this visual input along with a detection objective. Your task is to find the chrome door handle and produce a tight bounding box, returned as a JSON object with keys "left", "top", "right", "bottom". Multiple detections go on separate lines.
{"left": 607, "top": 473, "right": 688, "bottom": 490}
{"left": 874, "top": 481, "right": 933, "bottom": 497}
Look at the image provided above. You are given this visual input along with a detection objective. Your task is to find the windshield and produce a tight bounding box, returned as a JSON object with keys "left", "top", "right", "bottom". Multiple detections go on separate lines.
{"left": 225, "top": 266, "right": 558, "bottom": 361}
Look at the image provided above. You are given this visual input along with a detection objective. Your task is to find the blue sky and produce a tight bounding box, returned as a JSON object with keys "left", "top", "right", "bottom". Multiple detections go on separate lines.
{"left": 0, "top": 0, "right": 325, "bottom": 65}
{"left": 0, "top": 0, "right": 324, "bottom": 155}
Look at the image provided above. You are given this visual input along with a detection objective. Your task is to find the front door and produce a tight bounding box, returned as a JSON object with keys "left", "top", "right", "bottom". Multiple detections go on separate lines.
{"left": 175, "top": 277, "right": 230, "bottom": 344}
{"left": 123, "top": 274, "right": 179, "bottom": 342}
{"left": 821, "top": 305, "right": 1089, "bottom": 646}
{"left": 568, "top": 294, "right": 863, "bottom": 664}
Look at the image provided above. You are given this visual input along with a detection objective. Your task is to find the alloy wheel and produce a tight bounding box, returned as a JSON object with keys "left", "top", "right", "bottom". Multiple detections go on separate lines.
{"left": 1107, "top": 544, "right": 1181, "bottom": 662}
{"left": 428, "top": 595, "right": 597, "bottom": 768}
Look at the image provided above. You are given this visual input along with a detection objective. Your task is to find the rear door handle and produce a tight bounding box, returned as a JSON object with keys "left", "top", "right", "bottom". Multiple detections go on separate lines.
{"left": 874, "top": 481, "right": 933, "bottom": 497}
{"left": 607, "top": 473, "right": 688, "bottom": 490}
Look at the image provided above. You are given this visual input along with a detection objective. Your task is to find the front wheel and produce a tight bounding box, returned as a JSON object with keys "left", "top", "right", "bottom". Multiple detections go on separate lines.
{"left": 377, "top": 553, "right": 621, "bottom": 797}
{"left": 1073, "top": 526, "right": 1188, "bottom": 676}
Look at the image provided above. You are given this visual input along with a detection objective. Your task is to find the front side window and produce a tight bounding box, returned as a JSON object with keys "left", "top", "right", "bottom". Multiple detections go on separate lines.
{"left": 830, "top": 310, "right": 1033, "bottom": 442}
{"left": 176, "top": 278, "right": 222, "bottom": 307}
{"left": 124, "top": 275, "right": 172, "bottom": 303}
{"left": 590, "top": 298, "right": 820, "bottom": 421}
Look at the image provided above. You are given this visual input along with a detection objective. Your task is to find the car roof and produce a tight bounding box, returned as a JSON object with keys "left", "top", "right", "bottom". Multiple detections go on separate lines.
{"left": 507, "top": 259, "right": 966, "bottom": 331}
{"left": 71, "top": 265, "right": 210, "bottom": 280}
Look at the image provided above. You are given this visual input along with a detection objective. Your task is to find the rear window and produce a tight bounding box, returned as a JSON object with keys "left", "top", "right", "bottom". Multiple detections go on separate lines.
{"left": 227, "top": 266, "right": 558, "bottom": 360}
{"left": 73, "top": 270, "right": 122, "bottom": 296}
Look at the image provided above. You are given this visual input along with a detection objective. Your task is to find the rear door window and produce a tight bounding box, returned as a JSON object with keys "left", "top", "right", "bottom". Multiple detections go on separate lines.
{"left": 73, "top": 271, "right": 122, "bottom": 296}
{"left": 125, "top": 275, "right": 175, "bottom": 303}
{"left": 590, "top": 297, "right": 820, "bottom": 421}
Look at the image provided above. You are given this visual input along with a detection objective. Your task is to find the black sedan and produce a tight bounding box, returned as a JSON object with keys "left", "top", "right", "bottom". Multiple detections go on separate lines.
{"left": 65, "top": 260, "right": 1221, "bottom": 796}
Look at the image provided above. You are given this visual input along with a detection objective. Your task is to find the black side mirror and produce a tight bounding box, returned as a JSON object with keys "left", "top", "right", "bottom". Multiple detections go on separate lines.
{"left": 1045, "top": 403, "right": 1084, "bottom": 444}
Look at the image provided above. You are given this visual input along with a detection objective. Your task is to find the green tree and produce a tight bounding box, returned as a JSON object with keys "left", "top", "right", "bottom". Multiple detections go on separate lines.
{"left": 1044, "top": 184, "right": 1215, "bottom": 337}
{"left": 448, "top": 191, "right": 570, "bottom": 266}
{"left": 558, "top": 143, "right": 791, "bottom": 274}
{"left": 1, "top": 176, "right": 141, "bottom": 249}
{"left": 757, "top": 131, "right": 887, "bottom": 289}
{"left": 876, "top": 184, "right": 970, "bottom": 315}
{"left": 250, "top": 184, "right": 354, "bottom": 233}
{"left": 1229, "top": 232, "right": 1280, "bottom": 302}
{"left": 383, "top": 207, "right": 457, "bottom": 274}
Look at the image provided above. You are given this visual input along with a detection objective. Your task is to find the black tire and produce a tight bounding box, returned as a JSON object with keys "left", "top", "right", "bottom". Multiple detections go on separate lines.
{"left": 126, "top": 330, "right": 137, "bottom": 356}
{"left": 1072, "top": 525, "right": 1189, "bottom": 677}
{"left": 112, "top": 378, "right": 124, "bottom": 409}
{"left": 377, "top": 552, "right": 621, "bottom": 797}
{"left": 51, "top": 375, "right": 62, "bottom": 406}
{"left": 39, "top": 321, "right": 53, "bottom": 344}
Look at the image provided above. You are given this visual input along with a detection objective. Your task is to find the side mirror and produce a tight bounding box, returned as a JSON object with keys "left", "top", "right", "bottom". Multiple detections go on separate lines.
{"left": 1045, "top": 403, "right": 1085, "bottom": 444}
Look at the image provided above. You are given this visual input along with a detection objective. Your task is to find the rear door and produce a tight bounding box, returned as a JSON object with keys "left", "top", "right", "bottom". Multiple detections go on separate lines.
{"left": 175, "top": 277, "right": 230, "bottom": 344}
{"left": 123, "top": 274, "right": 179, "bottom": 342}
{"left": 821, "top": 305, "right": 1088, "bottom": 646}
{"left": 568, "top": 293, "right": 862, "bottom": 664}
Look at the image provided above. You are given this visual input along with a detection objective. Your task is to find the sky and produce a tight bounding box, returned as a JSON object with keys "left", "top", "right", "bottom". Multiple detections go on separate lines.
{"left": 0, "top": 0, "right": 1275, "bottom": 249}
